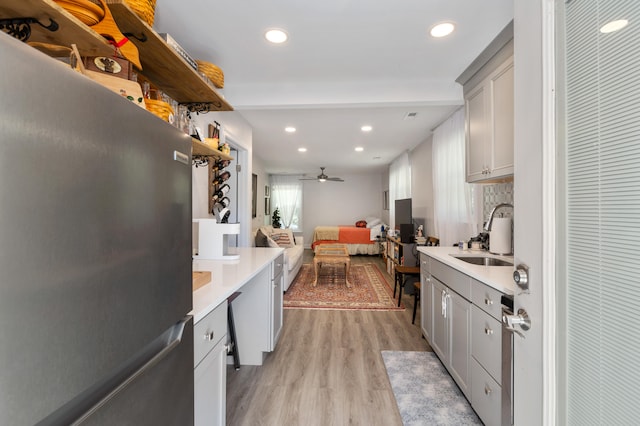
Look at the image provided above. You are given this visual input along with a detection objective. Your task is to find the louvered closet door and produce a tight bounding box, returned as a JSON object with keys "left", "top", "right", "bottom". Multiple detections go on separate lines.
{"left": 564, "top": 1, "right": 640, "bottom": 424}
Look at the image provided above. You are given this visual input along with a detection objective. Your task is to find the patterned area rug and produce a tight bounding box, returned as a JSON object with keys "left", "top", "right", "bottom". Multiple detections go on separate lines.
{"left": 381, "top": 351, "right": 482, "bottom": 426}
{"left": 284, "top": 263, "right": 404, "bottom": 311}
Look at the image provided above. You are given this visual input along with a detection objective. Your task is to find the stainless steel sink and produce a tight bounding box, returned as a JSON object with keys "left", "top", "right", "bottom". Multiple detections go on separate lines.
{"left": 453, "top": 256, "right": 513, "bottom": 267}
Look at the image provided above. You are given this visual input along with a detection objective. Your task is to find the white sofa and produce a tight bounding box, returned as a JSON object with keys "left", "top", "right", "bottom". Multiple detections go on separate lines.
{"left": 254, "top": 226, "right": 304, "bottom": 292}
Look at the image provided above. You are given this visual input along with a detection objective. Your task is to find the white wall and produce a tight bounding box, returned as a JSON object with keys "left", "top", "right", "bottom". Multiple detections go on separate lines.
{"left": 410, "top": 135, "right": 435, "bottom": 237}
{"left": 302, "top": 173, "right": 384, "bottom": 248}
{"left": 251, "top": 154, "right": 270, "bottom": 231}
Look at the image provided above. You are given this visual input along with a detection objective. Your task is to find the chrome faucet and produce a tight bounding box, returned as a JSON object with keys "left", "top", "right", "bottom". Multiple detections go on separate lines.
{"left": 483, "top": 203, "right": 513, "bottom": 232}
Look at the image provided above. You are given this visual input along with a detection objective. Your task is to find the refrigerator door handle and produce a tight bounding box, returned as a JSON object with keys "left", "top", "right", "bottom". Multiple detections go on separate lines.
{"left": 37, "top": 317, "right": 191, "bottom": 426}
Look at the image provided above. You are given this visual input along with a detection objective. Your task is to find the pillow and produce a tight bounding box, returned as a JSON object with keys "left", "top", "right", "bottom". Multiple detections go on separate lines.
{"left": 366, "top": 218, "right": 382, "bottom": 228}
{"left": 355, "top": 220, "right": 367, "bottom": 228}
{"left": 271, "top": 230, "right": 294, "bottom": 248}
{"left": 266, "top": 236, "right": 279, "bottom": 248}
{"left": 255, "top": 228, "right": 268, "bottom": 247}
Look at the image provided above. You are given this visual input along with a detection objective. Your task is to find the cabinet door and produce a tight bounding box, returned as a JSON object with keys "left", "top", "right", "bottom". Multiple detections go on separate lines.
{"left": 465, "top": 83, "right": 488, "bottom": 182}
{"left": 421, "top": 273, "right": 433, "bottom": 344}
{"left": 449, "top": 290, "right": 472, "bottom": 399}
{"left": 194, "top": 337, "right": 227, "bottom": 426}
{"left": 271, "top": 271, "right": 284, "bottom": 350}
{"left": 489, "top": 58, "right": 514, "bottom": 178}
{"left": 431, "top": 278, "right": 449, "bottom": 362}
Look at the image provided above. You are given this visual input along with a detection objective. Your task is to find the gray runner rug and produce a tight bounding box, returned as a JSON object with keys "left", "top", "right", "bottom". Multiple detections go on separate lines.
{"left": 381, "top": 351, "right": 482, "bottom": 426}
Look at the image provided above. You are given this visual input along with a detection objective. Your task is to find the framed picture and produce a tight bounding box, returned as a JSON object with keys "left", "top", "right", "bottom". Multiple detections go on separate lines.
{"left": 265, "top": 197, "right": 270, "bottom": 215}
{"left": 252, "top": 174, "right": 257, "bottom": 218}
{"left": 265, "top": 185, "right": 270, "bottom": 198}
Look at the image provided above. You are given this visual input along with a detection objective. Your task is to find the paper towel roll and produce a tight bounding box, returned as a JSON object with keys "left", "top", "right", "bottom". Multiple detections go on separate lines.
{"left": 489, "top": 217, "right": 512, "bottom": 255}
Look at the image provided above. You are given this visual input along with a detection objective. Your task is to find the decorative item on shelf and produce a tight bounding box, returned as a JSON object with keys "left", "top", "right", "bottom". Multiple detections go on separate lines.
{"left": 159, "top": 33, "right": 198, "bottom": 71}
{"left": 89, "top": 0, "right": 142, "bottom": 70}
{"left": 144, "top": 98, "right": 174, "bottom": 122}
{"left": 219, "top": 143, "right": 230, "bottom": 155}
{"left": 83, "top": 55, "right": 133, "bottom": 80}
{"left": 70, "top": 44, "right": 145, "bottom": 108}
{"left": 195, "top": 60, "right": 224, "bottom": 89}
{"left": 207, "top": 121, "right": 221, "bottom": 147}
{"left": 54, "top": 0, "right": 105, "bottom": 26}
{"left": 204, "top": 137, "right": 218, "bottom": 148}
{"left": 123, "top": 0, "right": 157, "bottom": 27}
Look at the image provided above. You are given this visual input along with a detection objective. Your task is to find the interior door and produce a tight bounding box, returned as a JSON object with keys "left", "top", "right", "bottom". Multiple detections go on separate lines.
{"left": 511, "top": 2, "right": 547, "bottom": 424}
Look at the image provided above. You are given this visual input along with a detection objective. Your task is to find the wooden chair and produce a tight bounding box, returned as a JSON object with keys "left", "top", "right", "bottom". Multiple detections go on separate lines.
{"left": 412, "top": 282, "right": 421, "bottom": 324}
{"left": 394, "top": 265, "right": 420, "bottom": 307}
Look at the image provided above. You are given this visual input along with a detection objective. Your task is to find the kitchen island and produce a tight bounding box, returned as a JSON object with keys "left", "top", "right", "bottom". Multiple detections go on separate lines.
{"left": 191, "top": 247, "right": 284, "bottom": 426}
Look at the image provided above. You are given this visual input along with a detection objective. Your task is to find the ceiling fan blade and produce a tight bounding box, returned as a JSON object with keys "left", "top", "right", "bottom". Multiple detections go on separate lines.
{"left": 299, "top": 177, "right": 318, "bottom": 180}
{"left": 326, "top": 177, "right": 344, "bottom": 182}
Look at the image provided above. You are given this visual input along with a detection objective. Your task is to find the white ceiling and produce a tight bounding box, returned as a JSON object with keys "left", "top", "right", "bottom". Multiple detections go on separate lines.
{"left": 154, "top": 0, "right": 514, "bottom": 177}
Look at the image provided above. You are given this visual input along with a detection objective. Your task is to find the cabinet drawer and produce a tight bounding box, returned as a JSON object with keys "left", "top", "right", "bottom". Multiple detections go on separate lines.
{"left": 272, "top": 253, "right": 284, "bottom": 278}
{"left": 431, "top": 259, "right": 471, "bottom": 300}
{"left": 471, "top": 279, "right": 503, "bottom": 320}
{"left": 471, "top": 305, "right": 502, "bottom": 382}
{"left": 471, "top": 358, "right": 502, "bottom": 426}
{"left": 194, "top": 301, "right": 228, "bottom": 368}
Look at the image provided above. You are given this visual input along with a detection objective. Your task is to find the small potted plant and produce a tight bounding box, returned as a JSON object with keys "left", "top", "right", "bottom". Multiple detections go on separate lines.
{"left": 272, "top": 208, "right": 282, "bottom": 228}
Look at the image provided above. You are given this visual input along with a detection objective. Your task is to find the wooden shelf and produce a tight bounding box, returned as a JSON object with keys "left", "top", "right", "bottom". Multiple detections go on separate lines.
{"left": 105, "top": 0, "right": 232, "bottom": 110}
{"left": 192, "top": 138, "right": 233, "bottom": 161}
{"left": 0, "top": 0, "right": 114, "bottom": 56}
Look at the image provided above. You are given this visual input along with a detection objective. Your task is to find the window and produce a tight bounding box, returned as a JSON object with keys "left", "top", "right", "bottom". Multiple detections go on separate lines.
{"left": 269, "top": 175, "right": 303, "bottom": 231}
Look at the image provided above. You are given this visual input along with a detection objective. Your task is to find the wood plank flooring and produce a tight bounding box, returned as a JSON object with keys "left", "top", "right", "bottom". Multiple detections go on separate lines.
{"left": 226, "top": 250, "right": 431, "bottom": 425}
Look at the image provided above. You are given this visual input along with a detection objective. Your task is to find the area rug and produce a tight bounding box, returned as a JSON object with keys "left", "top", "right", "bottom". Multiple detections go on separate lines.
{"left": 381, "top": 351, "right": 482, "bottom": 426}
{"left": 284, "top": 263, "right": 404, "bottom": 311}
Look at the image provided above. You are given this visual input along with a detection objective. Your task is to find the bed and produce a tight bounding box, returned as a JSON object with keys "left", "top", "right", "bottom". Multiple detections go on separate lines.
{"left": 311, "top": 224, "right": 385, "bottom": 255}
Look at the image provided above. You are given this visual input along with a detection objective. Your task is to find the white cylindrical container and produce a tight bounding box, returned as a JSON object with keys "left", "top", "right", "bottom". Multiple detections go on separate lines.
{"left": 489, "top": 217, "right": 512, "bottom": 255}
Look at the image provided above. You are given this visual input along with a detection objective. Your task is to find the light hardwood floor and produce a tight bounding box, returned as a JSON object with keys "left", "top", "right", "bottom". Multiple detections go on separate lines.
{"left": 226, "top": 250, "right": 431, "bottom": 425}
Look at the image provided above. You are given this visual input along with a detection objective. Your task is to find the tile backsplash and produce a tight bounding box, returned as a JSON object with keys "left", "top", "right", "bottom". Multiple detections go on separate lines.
{"left": 483, "top": 182, "right": 514, "bottom": 219}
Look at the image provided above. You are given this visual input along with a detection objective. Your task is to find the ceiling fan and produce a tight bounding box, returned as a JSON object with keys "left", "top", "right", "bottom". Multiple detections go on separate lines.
{"left": 300, "top": 167, "right": 344, "bottom": 182}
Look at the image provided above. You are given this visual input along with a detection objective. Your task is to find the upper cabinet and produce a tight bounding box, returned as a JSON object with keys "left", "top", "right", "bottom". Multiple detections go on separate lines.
{"left": 457, "top": 21, "right": 514, "bottom": 183}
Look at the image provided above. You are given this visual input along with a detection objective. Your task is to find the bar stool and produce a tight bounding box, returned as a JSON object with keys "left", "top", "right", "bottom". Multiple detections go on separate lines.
{"left": 227, "top": 292, "right": 241, "bottom": 370}
{"left": 394, "top": 265, "right": 420, "bottom": 307}
{"left": 412, "top": 282, "right": 421, "bottom": 324}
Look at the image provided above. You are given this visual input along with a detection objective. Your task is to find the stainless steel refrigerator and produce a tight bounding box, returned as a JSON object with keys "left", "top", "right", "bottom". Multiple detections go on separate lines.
{"left": 0, "top": 33, "right": 194, "bottom": 425}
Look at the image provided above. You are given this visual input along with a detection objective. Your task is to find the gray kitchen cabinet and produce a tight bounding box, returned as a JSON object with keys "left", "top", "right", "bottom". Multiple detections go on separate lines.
{"left": 194, "top": 301, "right": 228, "bottom": 426}
{"left": 428, "top": 259, "right": 472, "bottom": 400}
{"left": 464, "top": 56, "right": 514, "bottom": 183}
{"left": 420, "top": 253, "right": 509, "bottom": 423}
{"left": 470, "top": 280, "right": 506, "bottom": 426}
{"left": 457, "top": 21, "right": 514, "bottom": 183}
{"left": 420, "top": 254, "right": 432, "bottom": 343}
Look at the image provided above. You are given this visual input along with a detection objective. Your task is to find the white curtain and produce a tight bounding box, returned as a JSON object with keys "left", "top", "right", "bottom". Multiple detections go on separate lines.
{"left": 270, "top": 175, "right": 303, "bottom": 230}
{"left": 432, "top": 108, "right": 476, "bottom": 246}
{"left": 389, "top": 151, "right": 412, "bottom": 229}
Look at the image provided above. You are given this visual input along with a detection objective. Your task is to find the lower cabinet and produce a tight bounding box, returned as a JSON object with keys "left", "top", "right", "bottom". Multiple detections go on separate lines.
{"left": 194, "top": 301, "right": 228, "bottom": 426}
{"left": 430, "top": 276, "right": 471, "bottom": 399}
{"left": 421, "top": 254, "right": 508, "bottom": 425}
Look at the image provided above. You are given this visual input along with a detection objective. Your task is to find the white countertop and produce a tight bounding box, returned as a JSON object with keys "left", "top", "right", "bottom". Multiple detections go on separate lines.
{"left": 417, "top": 246, "right": 518, "bottom": 295}
{"left": 191, "top": 247, "right": 284, "bottom": 323}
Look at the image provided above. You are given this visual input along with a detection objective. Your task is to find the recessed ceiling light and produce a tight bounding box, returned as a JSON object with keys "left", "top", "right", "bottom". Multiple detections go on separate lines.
{"left": 600, "top": 19, "right": 629, "bottom": 33}
{"left": 355, "top": 147, "right": 364, "bottom": 152}
{"left": 430, "top": 22, "right": 455, "bottom": 38}
{"left": 265, "top": 29, "right": 288, "bottom": 43}
{"left": 298, "top": 147, "right": 307, "bottom": 152}
{"left": 285, "top": 126, "right": 296, "bottom": 133}
{"left": 361, "top": 125, "right": 372, "bottom": 132}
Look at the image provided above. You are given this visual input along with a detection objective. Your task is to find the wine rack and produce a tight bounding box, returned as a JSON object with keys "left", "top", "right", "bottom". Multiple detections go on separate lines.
{"left": 208, "top": 157, "right": 231, "bottom": 218}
